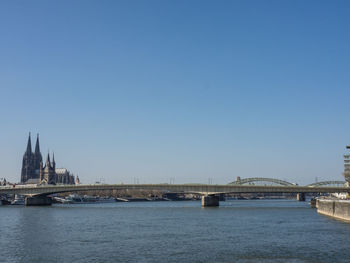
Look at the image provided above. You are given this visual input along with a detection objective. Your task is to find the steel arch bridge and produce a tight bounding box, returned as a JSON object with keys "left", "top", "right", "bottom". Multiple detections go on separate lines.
{"left": 306, "top": 181, "right": 346, "bottom": 187}
{"left": 228, "top": 177, "right": 295, "bottom": 186}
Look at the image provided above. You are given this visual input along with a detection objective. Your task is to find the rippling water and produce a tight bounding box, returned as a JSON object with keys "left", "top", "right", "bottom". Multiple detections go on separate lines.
{"left": 1, "top": 200, "right": 350, "bottom": 263}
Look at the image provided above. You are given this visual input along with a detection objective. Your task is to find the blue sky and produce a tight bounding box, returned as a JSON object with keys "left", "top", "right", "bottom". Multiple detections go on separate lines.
{"left": 0, "top": 0, "right": 349, "bottom": 184}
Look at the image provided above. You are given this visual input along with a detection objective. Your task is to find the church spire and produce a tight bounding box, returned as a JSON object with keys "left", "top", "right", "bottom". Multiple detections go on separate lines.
{"left": 46, "top": 152, "right": 51, "bottom": 168}
{"left": 52, "top": 152, "right": 56, "bottom": 169}
{"left": 35, "top": 133, "right": 40, "bottom": 154}
{"left": 26, "top": 132, "right": 32, "bottom": 154}
{"left": 33, "top": 133, "right": 43, "bottom": 172}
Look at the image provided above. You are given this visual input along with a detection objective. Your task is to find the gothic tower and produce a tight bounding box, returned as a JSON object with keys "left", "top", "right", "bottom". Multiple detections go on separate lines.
{"left": 33, "top": 134, "right": 43, "bottom": 178}
{"left": 52, "top": 152, "right": 56, "bottom": 171}
{"left": 21, "top": 133, "right": 35, "bottom": 183}
{"left": 40, "top": 153, "right": 56, "bottom": 184}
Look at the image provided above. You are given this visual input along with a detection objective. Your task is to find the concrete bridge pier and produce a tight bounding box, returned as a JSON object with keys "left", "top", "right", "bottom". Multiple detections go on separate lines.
{"left": 201, "top": 195, "right": 219, "bottom": 207}
{"left": 25, "top": 196, "right": 52, "bottom": 206}
{"left": 296, "top": 193, "right": 306, "bottom": 202}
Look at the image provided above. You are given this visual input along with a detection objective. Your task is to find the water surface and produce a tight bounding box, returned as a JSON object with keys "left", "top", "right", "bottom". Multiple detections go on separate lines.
{"left": 1, "top": 200, "right": 349, "bottom": 263}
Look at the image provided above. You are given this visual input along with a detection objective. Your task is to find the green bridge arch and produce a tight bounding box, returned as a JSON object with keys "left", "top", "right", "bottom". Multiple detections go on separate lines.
{"left": 228, "top": 177, "right": 295, "bottom": 186}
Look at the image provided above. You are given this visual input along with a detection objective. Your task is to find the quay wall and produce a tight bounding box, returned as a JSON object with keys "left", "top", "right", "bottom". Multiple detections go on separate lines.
{"left": 317, "top": 199, "right": 350, "bottom": 222}
{"left": 25, "top": 196, "right": 52, "bottom": 206}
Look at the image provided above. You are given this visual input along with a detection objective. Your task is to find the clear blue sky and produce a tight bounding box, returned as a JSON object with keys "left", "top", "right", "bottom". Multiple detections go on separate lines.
{"left": 0, "top": 0, "right": 349, "bottom": 184}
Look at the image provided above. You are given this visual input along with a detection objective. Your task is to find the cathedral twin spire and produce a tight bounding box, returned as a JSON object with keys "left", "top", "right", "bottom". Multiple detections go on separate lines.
{"left": 25, "top": 132, "right": 41, "bottom": 155}
{"left": 21, "top": 133, "right": 46, "bottom": 183}
{"left": 21, "top": 133, "right": 75, "bottom": 185}
{"left": 25, "top": 132, "right": 56, "bottom": 167}
{"left": 21, "top": 133, "right": 42, "bottom": 183}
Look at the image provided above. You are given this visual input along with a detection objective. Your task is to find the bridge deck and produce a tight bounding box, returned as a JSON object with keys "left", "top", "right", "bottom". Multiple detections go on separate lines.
{"left": 0, "top": 184, "right": 349, "bottom": 196}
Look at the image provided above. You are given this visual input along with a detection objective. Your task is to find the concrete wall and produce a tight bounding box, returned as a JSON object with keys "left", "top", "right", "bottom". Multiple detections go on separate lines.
{"left": 25, "top": 196, "right": 52, "bottom": 206}
{"left": 201, "top": 195, "right": 219, "bottom": 207}
{"left": 317, "top": 199, "right": 350, "bottom": 222}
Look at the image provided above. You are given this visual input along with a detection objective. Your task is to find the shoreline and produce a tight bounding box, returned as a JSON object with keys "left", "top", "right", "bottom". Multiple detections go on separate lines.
{"left": 316, "top": 199, "right": 350, "bottom": 222}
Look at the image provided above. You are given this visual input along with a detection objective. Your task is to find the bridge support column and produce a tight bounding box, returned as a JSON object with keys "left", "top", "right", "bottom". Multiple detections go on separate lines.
{"left": 296, "top": 193, "right": 305, "bottom": 202}
{"left": 25, "top": 196, "right": 52, "bottom": 206}
{"left": 201, "top": 195, "right": 219, "bottom": 207}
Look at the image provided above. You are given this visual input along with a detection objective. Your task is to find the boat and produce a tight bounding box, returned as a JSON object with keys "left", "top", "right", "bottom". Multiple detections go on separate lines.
{"left": 65, "top": 194, "right": 83, "bottom": 203}
{"left": 64, "top": 194, "right": 116, "bottom": 204}
{"left": 11, "top": 195, "right": 25, "bottom": 205}
{"left": 115, "top": 197, "right": 129, "bottom": 202}
{"left": 52, "top": 196, "right": 73, "bottom": 204}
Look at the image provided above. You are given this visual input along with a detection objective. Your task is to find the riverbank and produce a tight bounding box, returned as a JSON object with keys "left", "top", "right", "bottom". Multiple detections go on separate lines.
{"left": 316, "top": 198, "right": 350, "bottom": 222}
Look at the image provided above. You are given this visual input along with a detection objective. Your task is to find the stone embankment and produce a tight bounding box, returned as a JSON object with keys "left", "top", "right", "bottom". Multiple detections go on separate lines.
{"left": 316, "top": 199, "right": 350, "bottom": 222}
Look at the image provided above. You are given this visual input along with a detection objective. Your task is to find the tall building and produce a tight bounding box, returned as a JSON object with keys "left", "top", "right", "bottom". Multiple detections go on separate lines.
{"left": 21, "top": 133, "right": 42, "bottom": 183}
{"left": 344, "top": 146, "right": 350, "bottom": 186}
{"left": 20, "top": 133, "right": 75, "bottom": 185}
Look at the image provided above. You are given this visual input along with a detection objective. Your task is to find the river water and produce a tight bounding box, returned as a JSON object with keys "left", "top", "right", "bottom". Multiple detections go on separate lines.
{"left": 1, "top": 200, "right": 350, "bottom": 263}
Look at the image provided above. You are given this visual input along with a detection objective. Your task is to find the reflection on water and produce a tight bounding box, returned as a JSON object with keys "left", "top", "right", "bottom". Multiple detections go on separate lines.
{"left": 1, "top": 200, "right": 350, "bottom": 263}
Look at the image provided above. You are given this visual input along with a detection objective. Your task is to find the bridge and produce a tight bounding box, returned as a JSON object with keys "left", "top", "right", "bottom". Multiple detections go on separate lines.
{"left": 306, "top": 181, "right": 346, "bottom": 187}
{"left": 1, "top": 183, "right": 349, "bottom": 206}
{"left": 229, "top": 177, "right": 346, "bottom": 187}
{"left": 228, "top": 177, "right": 296, "bottom": 186}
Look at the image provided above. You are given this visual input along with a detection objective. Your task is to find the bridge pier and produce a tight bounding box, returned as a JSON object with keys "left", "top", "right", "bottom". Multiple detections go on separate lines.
{"left": 201, "top": 195, "right": 219, "bottom": 207}
{"left": 296, "top": 193, "right": 305, "bottom": 202}
{"left": 25, "top": 196, "right": 52, "bottom": 206}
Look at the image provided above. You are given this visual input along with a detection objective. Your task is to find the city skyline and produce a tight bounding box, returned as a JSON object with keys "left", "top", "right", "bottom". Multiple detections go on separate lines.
{"left": 1, "top": 1, "right": 350, "bottom": 185}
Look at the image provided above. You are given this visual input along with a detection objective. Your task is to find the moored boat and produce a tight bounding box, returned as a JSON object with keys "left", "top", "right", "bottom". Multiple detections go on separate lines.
{"left": 11, "top": 195, "right": 25, "bottom": 205}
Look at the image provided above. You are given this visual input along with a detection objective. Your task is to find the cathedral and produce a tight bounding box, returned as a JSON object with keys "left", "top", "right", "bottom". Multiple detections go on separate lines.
{"left": 21, "top": 133, "right": 77, "bottom": 185}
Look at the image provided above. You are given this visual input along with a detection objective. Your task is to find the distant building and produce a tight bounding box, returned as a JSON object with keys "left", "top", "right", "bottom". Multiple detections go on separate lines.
{"left": 0, "top": 178, "right": 8, "bottom": 186}
{"left": 21, "top": 133, "right": 75, "bottom": 185}
{"left": 344, "top": 146, "right": 350, "bottom": 186}
{"left": 75, "top": 175, "right": 80, "bottom": 185}
{"left": 55, "top": 168, "right": 75, "bottom": 185}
